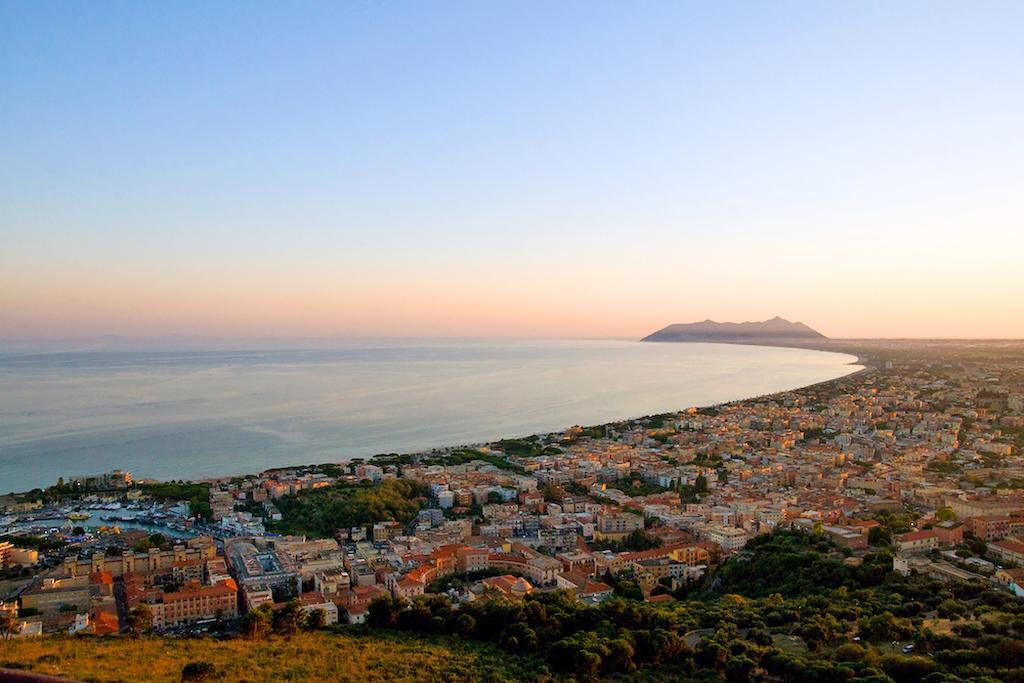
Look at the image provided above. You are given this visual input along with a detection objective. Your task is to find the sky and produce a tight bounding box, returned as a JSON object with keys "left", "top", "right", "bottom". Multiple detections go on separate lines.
{"left": 2, "top": 1, "right": 1023, "bottom": 341}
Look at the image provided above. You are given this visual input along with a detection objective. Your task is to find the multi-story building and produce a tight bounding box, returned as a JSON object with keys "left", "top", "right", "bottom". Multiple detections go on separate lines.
{"left": 0, "top": 542, "right": 38, "bottom": 568}
{"left": 487, "top": 544, "right": 562, "bottom": 585}
{"left": 62, "top": 537, "right": 216, "bottom": 579}
{"left": 65, "top": 469, "right": 132, "bottom": 490}
{"left": 988, "top": 538, "right": 1024, "bottom": 566}
{"left": 132, "top": 578, "right": 239, "bottom": 629}
{"left": 225, "top": 539, "right": 300, "bottom": 600}
{"left": 967, "top": 516, "right": 1024, "bottom": 541}
{"left": 19, "top": 576, "right": 91, "bottom": 615}
{"left": 894, "top": 530, "right": 939, "bottom": 554}
{"left": 210, "top": 489, "right": 235, "bottom": 521}
{"left": 701, "top": 525, "right": 750, "bottom": 552}
{"left": 594, "top": 511, "right": 643, "bottom": 540}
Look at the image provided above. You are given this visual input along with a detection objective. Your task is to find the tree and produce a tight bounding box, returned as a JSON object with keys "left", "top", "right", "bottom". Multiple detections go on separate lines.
{"left": 936, "top": 506, "right": 956, "bottom": 522}
{"left": 305, "top": 607, "right": 326, "bottom": 630}
{"left": 936, "top": 598, "right": 967, "bottom": 620}
{"left": 695, "top": 474, "right": 709, "bottom": 494}
{"left": 127, "top": 603, "right": 153, "bottom": 635}
{"left": 725, "top": 655, "right": 756, "bottom": 683}
{"left": 455, "top": 613, "right": 476, "bottom": 638}
{"left": 868, "top": 525, "right": 891, "bottom": 546}
{"left": 181, "top": 661, "right": 216, "bottom": 681}
{"left": 367, "top": 595, "right": 403, "bottom": 628}
{"left": 501, "top": 622, "right": 539, "bottom": 652}
{"left": 574, "top": 650, "right": 602, "bottom": 681}
{"left": 272, "top": 599, "right": 305, "bottom": 636}
{"left": 0, "top": 610, "right": 21, "bottom": 640}
{"left": 242, "top": 604, "right": 272, "bottom": 640}
{"left": 606, "top": 638, "right": 636, "bottom": 673}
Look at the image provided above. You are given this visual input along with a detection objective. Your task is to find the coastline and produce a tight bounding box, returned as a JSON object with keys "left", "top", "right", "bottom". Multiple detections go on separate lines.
{"left": 187, "top": 342, "right": 868, "bottom": 487}
{"left": 7, "top": 342, "right": 863, "bottom": 494}
{"left": 169, "top": 337, "right": 1016, "bottom": 487}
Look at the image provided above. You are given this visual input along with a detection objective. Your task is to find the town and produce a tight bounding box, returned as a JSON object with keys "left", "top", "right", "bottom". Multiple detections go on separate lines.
{"left": 2, "top": 341, "right": 1023, "bottom": 680}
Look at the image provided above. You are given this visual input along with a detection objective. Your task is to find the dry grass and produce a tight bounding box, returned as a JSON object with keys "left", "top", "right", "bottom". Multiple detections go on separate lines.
{"left": 0, "top": 630, "right": 535, "bottom": 682}
{"left": 922, "top": 617, "right": 956, "bottom": 635}
{"left": 771, "top": 633, "right": 809, "bottom": 655}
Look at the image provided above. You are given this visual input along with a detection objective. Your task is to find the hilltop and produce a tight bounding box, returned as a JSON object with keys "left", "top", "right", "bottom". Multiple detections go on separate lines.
{"left": 0, "top": 630, "right": 541, "bottom": 682}
{"left": 642, "top": 316, "right": 827, "bottom": 344}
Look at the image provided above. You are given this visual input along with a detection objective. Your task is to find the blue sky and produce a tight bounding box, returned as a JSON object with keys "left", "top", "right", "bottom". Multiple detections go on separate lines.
{"left": 2, "top": 2, "right": 1023, "bottom": 339}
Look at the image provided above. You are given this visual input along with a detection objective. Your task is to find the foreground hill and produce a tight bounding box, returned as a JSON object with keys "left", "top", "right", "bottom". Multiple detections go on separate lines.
{"left": 0, "top": 630, "right": 538, "bottom": 682}
{"left": 3, "top": 531, "right": 1022, "bottom": 682}
{"left": 642, "top": 316, "right": 826, "bottom": 344}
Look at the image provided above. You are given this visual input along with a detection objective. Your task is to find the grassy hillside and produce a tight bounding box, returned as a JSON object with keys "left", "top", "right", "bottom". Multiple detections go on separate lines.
{"left": 0, "top": 630, "right": 541, "bottom": 682}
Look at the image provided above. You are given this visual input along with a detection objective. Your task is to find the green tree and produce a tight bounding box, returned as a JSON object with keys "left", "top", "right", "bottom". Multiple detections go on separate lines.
{"left": 272, "top": 599, "right": 305, "bottom": 636}
{"left": 367, "top": 595, "right": 403, "bottom": 628}
{"left": 725, "top": 655, "right": 756, "bottom": 682}
{"left": 695, "top": 474, "right": 709, "bottom": 494}
{"left": 500, "top": 622, "right": 539, "bottom": 653}
{"left": 868, "top": 525, "right": 891, "bottom": 546}
{"left": 455, "top": 613, "right": 476, "bottom": 638}
{"left": 241, "top": 604, "right": 272, "bottom": 640}
{"left": 0, "top": 610, "right": 21, "bottom": 640}
{"left": 574, "top": 650, "right": 602, "bottom": 681}
{"left": 127, "top": 603, "right": 153, "bottom": 635}
{"left": 304, "top": 607, "right": 327, "bottom": 630}
{"left": 181, "top": 661, "right": 215, "bottom": 681}
{"left": 606, "top": 638, "right": 636, "bottom": 673}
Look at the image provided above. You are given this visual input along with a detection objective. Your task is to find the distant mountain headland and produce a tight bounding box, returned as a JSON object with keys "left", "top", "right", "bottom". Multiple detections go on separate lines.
{"left": 642, "top": 317, "right": 827, "bottom": 344}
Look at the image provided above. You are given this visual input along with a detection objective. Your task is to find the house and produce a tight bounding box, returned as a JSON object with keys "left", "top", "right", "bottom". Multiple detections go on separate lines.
{"left": 298, "top": 591, "right": 339, "bottom": 625}
{"left": 555, "top": 571, "right": 614, "bottom": 604}
{"left": 338, "top": 584, "right": 388, "bottom": 624}
{"left": 932, "top": 521, "right": 964, "bottom": 547}
{"left": 345, "top": 603, "right": 369, "bottom": 625}
{"left": 392, "top": 574, "right": 425, "bottom": 600}
{"left": 894, "top": 530, "right": 939, "bottom": 554}
{"left": 478, "top": 575, "right": 532, "bottom": 600}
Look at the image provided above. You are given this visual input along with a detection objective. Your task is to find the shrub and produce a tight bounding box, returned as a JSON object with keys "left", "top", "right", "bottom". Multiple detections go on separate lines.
{"left": 181, "top": 661, "right": 215, "bottom": 681}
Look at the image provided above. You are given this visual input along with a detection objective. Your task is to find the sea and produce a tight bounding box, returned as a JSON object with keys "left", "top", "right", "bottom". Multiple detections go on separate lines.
{"left": 0, "top": 339, "right": 860, "bottom": 493}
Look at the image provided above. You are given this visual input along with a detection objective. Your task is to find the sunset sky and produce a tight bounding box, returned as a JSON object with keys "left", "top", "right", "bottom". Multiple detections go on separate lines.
{"left": 2, "top": 2, "right": 1022, "bottom": 341}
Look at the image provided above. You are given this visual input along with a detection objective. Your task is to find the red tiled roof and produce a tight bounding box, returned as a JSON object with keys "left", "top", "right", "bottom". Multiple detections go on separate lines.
{"left": 581, "top": 582, "right": 612, "bottom": 594}
{"left": 992, "top": 538, "right": 1024, "bottom": 554}
{"left": 90, "top": 571, "right": 113, "bottom": 585}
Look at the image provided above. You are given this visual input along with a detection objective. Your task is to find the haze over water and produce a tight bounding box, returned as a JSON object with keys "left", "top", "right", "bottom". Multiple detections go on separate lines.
{"left": 0, "top": 340, "right": 859, "bottom": 492}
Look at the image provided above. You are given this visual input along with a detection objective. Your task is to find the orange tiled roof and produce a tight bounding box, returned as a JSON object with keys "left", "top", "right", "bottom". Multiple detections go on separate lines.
{"left": 91, "top": 611, "right": 120, "bottom": 635}
{"left": 90, "top": 571, "right": 113, "bottom": 585}
{"left": 992, "top": 538, "right": 1024, "bottom": 554}
{"left": 405, "top": 565, "right": 434, "bottom": 583}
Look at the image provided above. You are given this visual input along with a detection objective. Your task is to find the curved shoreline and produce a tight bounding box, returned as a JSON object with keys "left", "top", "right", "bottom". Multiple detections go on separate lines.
{"left": 209, "top": 342, "right": 867, "bottom": 484}
{"left": 3, "top": 342, "right": 863, "bottom": 492}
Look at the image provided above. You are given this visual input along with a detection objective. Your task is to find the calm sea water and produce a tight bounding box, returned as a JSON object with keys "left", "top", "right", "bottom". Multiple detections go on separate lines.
{"left": 0, "top": 339, "right": 859, "bottom": 492}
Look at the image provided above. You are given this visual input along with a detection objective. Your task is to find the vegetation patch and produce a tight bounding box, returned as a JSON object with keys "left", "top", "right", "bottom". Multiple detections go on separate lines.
{"left": 270, "top": 479, "right": 430, "bottom": 538}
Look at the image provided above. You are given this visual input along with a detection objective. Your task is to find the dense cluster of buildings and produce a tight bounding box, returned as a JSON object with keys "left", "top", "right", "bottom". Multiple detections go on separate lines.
{"left": 3, "top": 343, "right": 1023, "bottom": 636}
